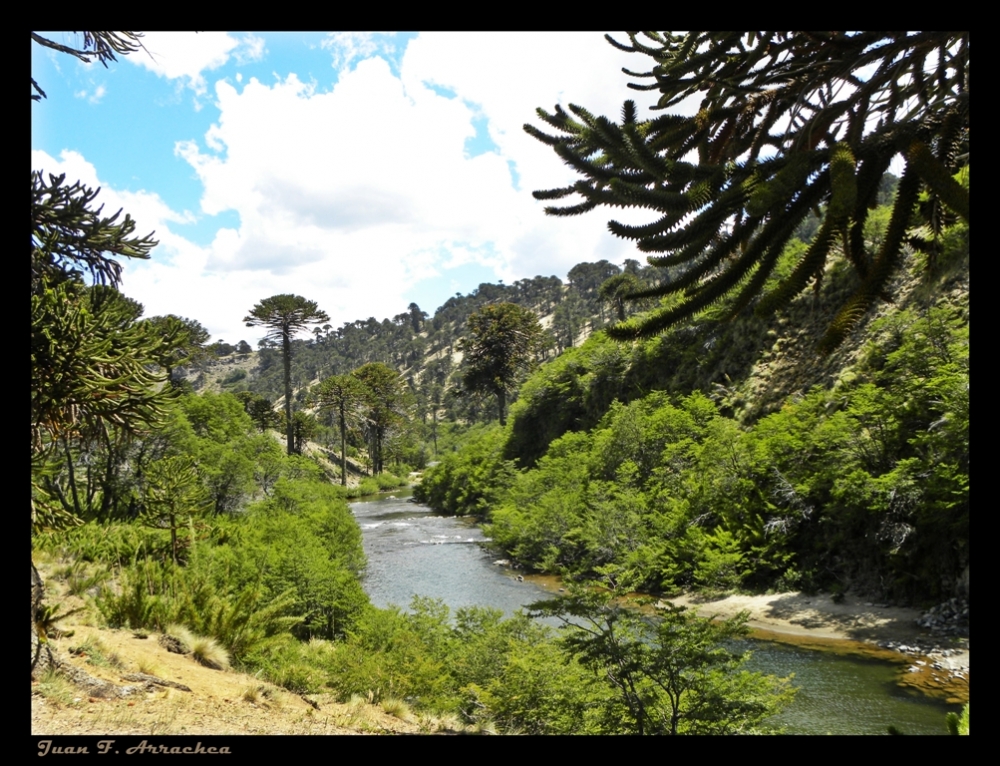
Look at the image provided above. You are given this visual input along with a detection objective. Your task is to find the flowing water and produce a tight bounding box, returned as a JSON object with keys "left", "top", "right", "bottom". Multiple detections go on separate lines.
{"left": 352, "top": 491, "right": 960, "bottom": 735}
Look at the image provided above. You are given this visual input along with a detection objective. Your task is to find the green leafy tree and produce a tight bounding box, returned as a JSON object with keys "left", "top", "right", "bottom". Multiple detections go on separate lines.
{"left": 352, "top": 363, "right": 411, "bottom": 475}
{"left": 312, "top": 374, "right": 369, "bottom": 485}
{"left": 32, "top": 30, "right": 165, "bottom": 677}
{"left": 289, "top": 410, "right": 319, "bottom": 455}
{"left": 240, "top": 393, "right": 281, "bottom": 433}
{"left": 526, "top": 32, "right": 969, "bottom": 352}
{"left": 531, "top": 581, "right": 794, "bottom": 734}
{"left": 460, "top": 303, "right": 545, "bottom": 426}
{"left": 31, "top": 179, "right": 167, "bottom": 531}
{"left": 244, "top": 295, "right": 329, "bottom": 456}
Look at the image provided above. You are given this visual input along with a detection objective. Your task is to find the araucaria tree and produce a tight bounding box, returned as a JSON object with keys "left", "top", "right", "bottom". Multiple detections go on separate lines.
{"left": 526, "top": 32, "right": 969, "bottom": 352}
{"left": 32, "top": 30, "right": 168, "bottom": 677}
{"left": 351, "top": 363, "right": 410, "bottom": 475}
{"left": 460, "top": 303, "right": 545, "bottom": 426}
{"left": 312, "top": 374, "right": 369, "bottom": 485}
{"left": 244, "top": 295, "right": 329, "bottom": 456}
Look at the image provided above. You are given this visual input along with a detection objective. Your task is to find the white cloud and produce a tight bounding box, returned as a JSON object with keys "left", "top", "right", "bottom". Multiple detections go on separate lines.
{"left": 165, "top": 35, "right": 642, "bottom": 334}
{"left": 73, "top": 83, "right": 107, "bottom": 103}
{"left": 321, "top": 33, "right": 396, "bottom": 73}
{"left": 36, "top": 34, "right": 659, "bottom": 343}
{"left": 233, "top": 34, "right": 266, "bottom": 65}
{"left": 127, "top": 32, "right": 244, "bottom": 94}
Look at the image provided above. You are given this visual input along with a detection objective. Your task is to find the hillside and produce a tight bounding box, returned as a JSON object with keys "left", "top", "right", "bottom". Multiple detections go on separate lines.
{"left": 415, "top": 216, "right": 969, "bottom": 606}
{"left": 30, "top": 561, "right": 448, "bottom": 736}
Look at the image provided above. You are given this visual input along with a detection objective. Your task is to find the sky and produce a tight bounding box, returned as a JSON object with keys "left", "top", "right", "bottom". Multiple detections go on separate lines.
{"left": 32, "top": 32, "right": 672, "bottom": 346}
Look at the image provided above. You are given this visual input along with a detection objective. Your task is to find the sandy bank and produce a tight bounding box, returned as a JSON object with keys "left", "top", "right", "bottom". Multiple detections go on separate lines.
{"left": 667, "top": 590, "right": 969, "bottom": 702}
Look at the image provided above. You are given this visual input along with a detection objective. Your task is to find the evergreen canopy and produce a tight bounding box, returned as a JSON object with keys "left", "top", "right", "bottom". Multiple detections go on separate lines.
{"left": 460, "top": 302, "right": 545, "bottom": 426}
{"left": 526, "top": 32, "right": 969, "bottom": 352}
{"left": 244, "top": 294, "right": 329, "bottom": 456}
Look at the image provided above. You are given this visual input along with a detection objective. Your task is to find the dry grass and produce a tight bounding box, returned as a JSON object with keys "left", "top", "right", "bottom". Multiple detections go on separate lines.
{"left": 189, "top": 635, "right": 230, "bottom": 671}
{"left": 33, "top": 667, "right": 78, "bottom": 707}
{"left": 379, "top": 697, "right": 414, "bottom": 722}
{"left": 69, "top": 637, "right": 123, "bottom": 669}
{"left": 163, "top": 624, "right": 230, "bottom": 671}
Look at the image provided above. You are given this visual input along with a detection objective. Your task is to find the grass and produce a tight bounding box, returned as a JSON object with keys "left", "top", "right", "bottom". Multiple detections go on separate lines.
{"left": 165, "top": 623, "right": 230, "bottom": 671}
{"left": 380, "top": 697, "right": 413, "bottom": 721}
{"left": 134, "top": 656, "right": 163, "bottom": 677}
{"left": 34, "top": 667, "right": 78, "bottom": 707}
{"left": 242, "top": 683, "right": 285, "bottom": 708}
{"left": 69, "top": 637, "right": 123, "bottom": 669}
{"left": 190, "top": 635, "right": 230, "bottom": 671}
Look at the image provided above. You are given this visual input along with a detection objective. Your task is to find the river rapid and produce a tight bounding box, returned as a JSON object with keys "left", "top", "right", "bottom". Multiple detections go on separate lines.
{"left": 351, "top": 490, "right": 960, "bottom": 735}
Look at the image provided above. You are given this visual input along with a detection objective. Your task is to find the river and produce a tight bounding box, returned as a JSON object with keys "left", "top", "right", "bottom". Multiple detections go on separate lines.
{"left": 351, "top": 490, "right": 960, "bottom": 734}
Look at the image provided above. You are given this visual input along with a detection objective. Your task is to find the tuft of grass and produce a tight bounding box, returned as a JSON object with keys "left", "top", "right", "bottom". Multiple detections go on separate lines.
{"left": 380, "top": 697, "right": 413, "bottom": 721}
{"left": 69, "top": 637, "right": 123, "bottom": 669}
{"left": 34, "top": 667, "right": 77, "bottom": 707}
{"left": 189, "top": 634, "right": 230, "bottom": 671}
{"left": 134, "top": 657, "right": 163, "bottom": 677}
{"left": 163, "top": 623, "right": 230, "bottom": 670}
{"left": 418, "top": 712, "right": 465, "bottom": 733}
{"left": 164, "top": 624, "right": 194, "bottom": 653}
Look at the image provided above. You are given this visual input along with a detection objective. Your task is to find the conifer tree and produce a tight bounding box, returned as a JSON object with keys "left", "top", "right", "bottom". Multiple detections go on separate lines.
{"left": 312, "top": 374, "right": 368, "bottom": 485}
{"left": 351, "top": 363, "right": 410, "bottom": 475}
{"left": 526, "top": 32, "right": 969, "bottom": 352}
{"left": 460, "top": 303, "right": 545, "bottom": 426}
{"left": 244, "top": 295, "right": 329, "bottom": 456}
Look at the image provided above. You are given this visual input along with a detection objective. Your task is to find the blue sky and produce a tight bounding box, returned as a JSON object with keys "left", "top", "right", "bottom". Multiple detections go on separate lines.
{"left": 32, "top": 32, "right": 660, "bottom": 345}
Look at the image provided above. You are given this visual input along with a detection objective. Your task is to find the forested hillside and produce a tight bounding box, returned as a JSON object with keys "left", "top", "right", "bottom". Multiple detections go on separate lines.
{"left": 185, "top": 259, "right": 662, "bottom": 464}
{"left": 417, "top": 197, "right": 969, "bottom": 605}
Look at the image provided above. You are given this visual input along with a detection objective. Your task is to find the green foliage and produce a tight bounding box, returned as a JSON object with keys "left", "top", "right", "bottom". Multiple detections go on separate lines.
{"left": 144, "top": 314, "right": 211, "bottom": 384}
{"left": 432, "top": 253, "right": 967, "bottom": 601}
{"left": 531, "top": 582, "right": 794, "bottom": 734}
{"left": 31, "top": 277, "right": 171, "bottom": 530}
{"left": 140, "top": 455, "right": 211, "bottom": 564}
{"left": 946, "top": 702, "right": 969, "bottom": 735}
{"left": 460, "top": 302, "right": 546, "bottom": 426}
{"left": 526, "top": 32, "right": 969, "bottom": 351}
{"left": 352, "top": 363, "right": 412, "bottom": 475}
{"left": 311, "top": 373, "right": 368, "bottom": 484}
{"left": 413, "top": 426, "right": 517, "bottom": 516}
{"left": 323, "top": 598, "right": 602, "bottom": 732}
{"left": 95, "top": 558, "right": 303, "bottom": 663}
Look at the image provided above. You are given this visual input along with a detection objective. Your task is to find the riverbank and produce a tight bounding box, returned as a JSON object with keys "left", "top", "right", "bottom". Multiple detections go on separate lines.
{"left": 667, "top": 590, "right": 969, "bottom": 704}
{"left": 519, "top": 573, "right": 968, "bottom": 704}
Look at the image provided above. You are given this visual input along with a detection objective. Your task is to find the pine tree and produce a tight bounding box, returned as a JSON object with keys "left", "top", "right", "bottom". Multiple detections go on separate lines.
{"left": 526, "top": 32, "right": 969, "bottom": 352}
{"left": 244, "top": 295, "right": 329, "bottom": 456}
{"left": 32, "top": 30, "right": 168, "bottom": 681}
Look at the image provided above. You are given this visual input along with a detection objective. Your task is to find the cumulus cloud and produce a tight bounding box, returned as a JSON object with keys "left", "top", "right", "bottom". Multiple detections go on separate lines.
{"left": 128, "top": 32, "right": 262, "bottom": 94}
{"left": 38, "top": 34, "right": 659, "bottom": 341}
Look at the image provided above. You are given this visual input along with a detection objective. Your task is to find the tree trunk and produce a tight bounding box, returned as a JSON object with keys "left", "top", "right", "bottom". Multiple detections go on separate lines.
{"left": 497, "top": 389, "right": 507, "bottom": 427}
{"left": 31, "top": 560, "right": 50, "bottom": 675}
{"left": 339, "top": 406, "right": 348, "bottom": 486}
{"left": 282, "top": 329, "right": 293, "bottom": 456}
